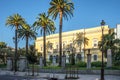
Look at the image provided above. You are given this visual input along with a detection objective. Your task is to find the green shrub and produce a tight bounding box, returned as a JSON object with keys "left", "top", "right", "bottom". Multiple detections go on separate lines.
{"left": 113, "top": 51, "right": 120, "bottom": 66}
{"left": 47, "top": 61, "right": 52, "bottom": 66}
{"left": 76, "top": 61, "right": 86, "bottom": 67}
{"left": 0, "top": 64, "right": 6, "bottom": 68}
{"left": 91, "top": 61, "right": 106, "bottom": 67}
{"left": 91, "top": 61, "right": 102, "bottom": 67}
{"left": 66, "top": 63, "right": 72, "bottom": 67}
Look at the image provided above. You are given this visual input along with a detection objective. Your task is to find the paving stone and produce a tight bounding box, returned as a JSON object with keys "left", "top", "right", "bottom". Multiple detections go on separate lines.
{"left": 0, "top": 70, "right": 120, "bottom": 80}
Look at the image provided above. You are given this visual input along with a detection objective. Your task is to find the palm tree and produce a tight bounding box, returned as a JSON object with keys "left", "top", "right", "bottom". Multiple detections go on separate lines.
{"left": 74, "top": 32, "right": 89, "bottom": 53}
{"left": 98, "top": 32, "right": 120, "bottom": 58}
{"left": 33, "top": 13, "right": 55, "bottom": 66}
{"left": 6, "top": 13, "right": 25, "bottom": 72}
{"left": 18, "top": 23, "right": 37, "bottom": 57}
{"left": 18, "top": 23, "right": 37, "bottom": 73}
{"left": 48, "top": 0, "right": 74, "bottom": 66}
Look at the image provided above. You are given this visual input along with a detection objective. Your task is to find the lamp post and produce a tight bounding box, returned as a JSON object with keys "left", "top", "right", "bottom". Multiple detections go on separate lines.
{"left": 100, "top": 20, "right": 105, "bottom": 80}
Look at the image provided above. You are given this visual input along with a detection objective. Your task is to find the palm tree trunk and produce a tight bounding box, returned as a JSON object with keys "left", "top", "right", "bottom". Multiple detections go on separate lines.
{"left": 26, "top": 36, "right": 28, "bottom": 57}
{"left": 59, "top": 11, "right": 63, "bottom": 66}
{"left": 3, "top": 55, "right": 5, "bottom": 65}
{"left": 4, "top": 53, "right": 7, "bottom": 64}
{"left": 26, "top": 36, "right": 29, "bottom": 73}
{"left": 14, "top": 29, "right": 18, "bottom": 72}
{"left": 43, "top": 27, "right": 46, "bottom": 66}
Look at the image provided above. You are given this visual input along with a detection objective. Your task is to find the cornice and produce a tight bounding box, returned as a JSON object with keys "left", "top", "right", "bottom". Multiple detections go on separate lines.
{"left": 36, "top": 26, "right": 109, "bottom": 42}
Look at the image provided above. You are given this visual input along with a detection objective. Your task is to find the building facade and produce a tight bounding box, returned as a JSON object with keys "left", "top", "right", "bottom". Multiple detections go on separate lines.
{"left": 35, "top": 25, "right": 109, "bottom": 62}
{"left": 114, "top": 24, "right": 120, "bottom": 39}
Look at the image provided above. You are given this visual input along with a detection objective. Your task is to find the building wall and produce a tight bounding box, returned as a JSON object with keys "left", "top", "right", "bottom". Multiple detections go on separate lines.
{"left": 116, "top": 24, "right": 120, "bottom": 39}
{"left": 35, "top": 25, "right": 109, "bottom": 62}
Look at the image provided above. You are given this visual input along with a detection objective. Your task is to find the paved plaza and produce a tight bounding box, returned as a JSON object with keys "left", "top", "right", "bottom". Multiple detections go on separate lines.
{"left": 0, "top": 70, "right": 120, "bottom": 80}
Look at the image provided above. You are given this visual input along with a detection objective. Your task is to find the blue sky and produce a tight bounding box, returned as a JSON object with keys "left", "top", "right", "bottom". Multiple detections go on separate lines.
{"left": 0, "top": 0, "right": 120, "bottom": 48}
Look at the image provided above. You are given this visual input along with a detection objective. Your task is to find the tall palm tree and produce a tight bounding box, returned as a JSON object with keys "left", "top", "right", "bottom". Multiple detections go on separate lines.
{"left": 18, "top": 23, "right": 37, "bottom": 57}
{"left": 33, "top": 13, "right": 55, "bottom": 66}
{"left": 6, "top": 13, "right": 25, "bottom": 72}
{"left": 74, "top": 32, "right": 89, "bottom": 53}
{"left": 48, "top": 0, "right": 74, "bottom": 66}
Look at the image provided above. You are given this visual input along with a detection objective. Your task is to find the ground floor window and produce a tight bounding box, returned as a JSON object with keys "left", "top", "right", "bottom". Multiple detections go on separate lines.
{"left": 93, "top": 54, "right": 97, "bottom": 61}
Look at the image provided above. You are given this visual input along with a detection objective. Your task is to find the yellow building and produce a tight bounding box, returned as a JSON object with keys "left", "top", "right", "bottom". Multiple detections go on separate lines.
{"left": 35, "top": 25, "right": 109, "bottom": 62}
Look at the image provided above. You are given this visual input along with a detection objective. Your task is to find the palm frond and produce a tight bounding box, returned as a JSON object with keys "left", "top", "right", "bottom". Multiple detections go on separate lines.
{"left": 33, "top": 13, "right": 55, "bottom": 36}
{"left": 6, "top": 13, "right": 25, "bottom": 29}
{"left": 48, "top": 0, "right": 74, "bottom": 20}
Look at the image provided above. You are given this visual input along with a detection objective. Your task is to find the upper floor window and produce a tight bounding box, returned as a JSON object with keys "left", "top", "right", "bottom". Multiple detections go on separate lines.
{"left": 92, "top": 38, "right": 98, "bottom": 48}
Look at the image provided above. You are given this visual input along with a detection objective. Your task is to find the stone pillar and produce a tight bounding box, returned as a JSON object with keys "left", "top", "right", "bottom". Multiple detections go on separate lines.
{"left": 18, "top": 56, "right": 27, "bottom": 71}
{"left": 52, "top": 56, "right": 56, "bottom": 66}
{"left": 66, "top": 54, "right": 69, "bottom": 63}
{"left": 39, "top": 56, "right": 43, "bottom": 68}
{"left": 107, "top": 49, "right": 112, "bottom": 67}
{"left": 87, "top": 49, "right": 91, "bottom": 69}
{"left": 7, "top": 57, "right": 12, "bottom": 71}
{"left": 62, "top": 55, "right": 66, "bottom": 68}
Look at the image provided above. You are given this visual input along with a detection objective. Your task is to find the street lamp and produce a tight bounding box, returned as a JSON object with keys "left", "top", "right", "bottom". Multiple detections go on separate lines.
{"left": 100, "top": 20, "right": 105, "bottom": 80}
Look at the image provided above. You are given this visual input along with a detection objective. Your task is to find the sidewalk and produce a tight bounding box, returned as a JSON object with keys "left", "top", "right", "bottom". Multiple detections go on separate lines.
{"left": 0, "top": 70, "right": 120, "bottom": 80}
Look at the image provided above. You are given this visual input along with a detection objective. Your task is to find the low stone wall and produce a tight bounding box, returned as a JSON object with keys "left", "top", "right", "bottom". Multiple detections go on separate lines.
{"left": 39, "top": 69, "right": 120, "bottom": 75}
{"left": 78, "top": 70, "right": 120, "bottom": 75}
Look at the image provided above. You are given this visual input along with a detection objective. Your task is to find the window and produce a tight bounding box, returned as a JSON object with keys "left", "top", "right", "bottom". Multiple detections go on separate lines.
{"left": 93, "top": 54, "right": 97, "bottom": 61}
{"left": 92, "top": 38, "right": 98, "bottom": 48}
{"left": 76, "top": 54, "right": 82, "bottom": 61}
